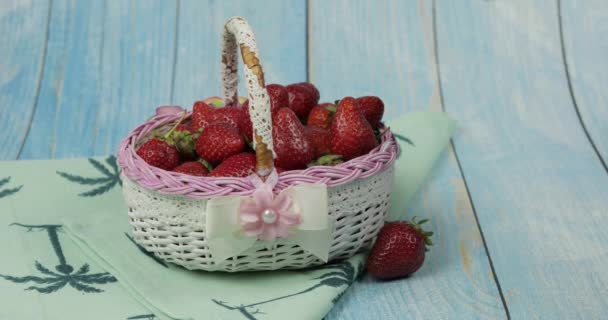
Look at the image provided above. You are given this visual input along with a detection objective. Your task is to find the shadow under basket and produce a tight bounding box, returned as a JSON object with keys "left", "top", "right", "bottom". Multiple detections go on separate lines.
{"left": 116, "top": 17, "right": 399, "bottom": 272}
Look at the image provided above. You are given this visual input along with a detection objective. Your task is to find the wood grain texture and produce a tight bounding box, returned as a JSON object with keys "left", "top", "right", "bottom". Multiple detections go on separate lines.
{"left": 17, "top": 0, "right": 306, "bottom": 159}
{"left": 310, "top": 1, "right": 507, "bottom": 319}
{"left": 19, "top": 0, "right": 177, "bottom": 159}
{"left": 173, "top": 0, "right": 306, "bottom": 108}
{"left": 436, "top": 0, "right": 608, "bottom": 318}
{"left": 0, "top": 0, "right": 49, "bottom": 160}
{"left": 560, "top": 0, "right": 608, "bottom": 167}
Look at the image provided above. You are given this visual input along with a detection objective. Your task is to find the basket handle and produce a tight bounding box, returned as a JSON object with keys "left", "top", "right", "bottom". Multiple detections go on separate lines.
{"left": 221, "top": 17, "right": 274, "bottom": 177}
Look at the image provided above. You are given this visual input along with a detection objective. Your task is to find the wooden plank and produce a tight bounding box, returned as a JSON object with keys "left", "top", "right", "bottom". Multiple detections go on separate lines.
{"left": 560, "top": 0, "right": 608, "bottom": 167}
{"left": 435, "top": 0, "right": 608, "bottom": 318}
{"left": 0, "top": 0, "right": 50, "bottom": 160}
{"left": 19, "top": 0, "right": 306, "bottom": 159}
{"left": 19, "top": 0, "right": 177, "bottom": 159}
{"left": 310, "top": 1, "right": 507, "bottom": 319}
{"left": 173, "top": 0, "right": 307, "bottom": 108}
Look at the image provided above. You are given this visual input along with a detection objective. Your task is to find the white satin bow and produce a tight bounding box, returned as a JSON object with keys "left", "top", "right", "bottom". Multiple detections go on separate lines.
{"left": 205, "top": 171, "right": 331, "bottom": 264}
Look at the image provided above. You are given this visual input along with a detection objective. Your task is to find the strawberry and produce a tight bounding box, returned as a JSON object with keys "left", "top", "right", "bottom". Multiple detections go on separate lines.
{"left": 191, "top": 101, "right": 214, "bottom": 131}
{"left": 286, "top": 84, "right": 316, "bottom": 120}
{"left": 191, "top": 101, "right": 243, "bottom": 132}
{"left": 356, "top": 96, "right": 385, "bottom": 129}
{"left": 272, "top": 108, "right": 315, "bottom": 170}
{"left": 330, "top": 97, "right": 378, "bottom": 160}
{"left": 296, "top": 82, "right": 320, "bottom": 103}
{"left": 196, "top": 124, "right": 245, "bottom": 165}
{"left": 208, "top": 153, "right": 256, "bottom": 177}
{"left": 307, "top": 103, "right": 336, "bottom": 130}
{"left": 366, "top": 218, "right": 433, "bottom": 280}
{"left": 266, "top": 83, "right": 289, "bottom": 109}
{"left": 305, "top": 126, "right": 332, "bottom": 158}
{"left": 173, "top": 161, "right": 209, "bottom": 176}
{"left": 136, "top": 138, "right": 180, "bottom": 170}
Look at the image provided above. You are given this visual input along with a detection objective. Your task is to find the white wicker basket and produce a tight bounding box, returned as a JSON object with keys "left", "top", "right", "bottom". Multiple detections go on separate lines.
{"left": 117, "top": 17, "right": 398, "bottom": 272}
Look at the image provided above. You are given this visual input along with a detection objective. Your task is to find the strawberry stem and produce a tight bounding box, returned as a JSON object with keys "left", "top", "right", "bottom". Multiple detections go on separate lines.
{"left": 163, "top": 111, "right": 187, "bottom": 140}
{"left": 198, "top": 159, "right": 214, "bottom": 172}
{"left": 325, "top": 104, "right": 337, "bottom": 113}
{"left": 410, "top": 217, "right": 433, "bottom": 250}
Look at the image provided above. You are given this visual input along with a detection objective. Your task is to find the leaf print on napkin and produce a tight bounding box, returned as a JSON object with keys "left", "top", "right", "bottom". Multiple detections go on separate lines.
{"left": 57, "top": 156, "right": 121, "bottom": 197}
{"left": 0, "top": 223, "right": 117, "bottom": 294}
{"left": 212, "top": 260, "right": 365, "bottom": 319}
{"left": 0, "top": 176, "right": 22, "bottom": 199}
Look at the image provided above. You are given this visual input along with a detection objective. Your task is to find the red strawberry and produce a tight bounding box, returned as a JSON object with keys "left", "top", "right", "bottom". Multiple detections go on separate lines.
{"left": 286, "top": 84, "right": 316, "bottom": 120}
{"left": 191, "top": 101, "right": 214, "bottom": 132}
{"left": 196, "top": 124, "right": 245, "bottom": 165}
{"left": 367, "top": 219, "right": 433, "bottom": 280}
{"left": 272, "top": 108, "right": 315, "bottom": 170}
{"left": 305, "top": 126, "right": 332, "bottom": 158}
{"left": 209, "top": 153, "right": 256, "bottom": 177}
{"left": 296, "top": 82, "right": 320, "bottom": 103}
{"left": 330, "top": 97, "right": 378, "bottom": 160}
{"left": 136, "top": 138, "right": 180, "bottom": 170}
{"left": 191, "top": 101, "right": 243, "bottom": 132}
{"left": 356, "top": 96, "right": 385, "bottom": 129}
{"left": 307, "top": 103, "right": 336, "bottom": 130}
{"left": 266, "top": 84, "right": 289, "bottom": 109}
{"left": 173, "top": 161, "right": 209, "bottom": 176}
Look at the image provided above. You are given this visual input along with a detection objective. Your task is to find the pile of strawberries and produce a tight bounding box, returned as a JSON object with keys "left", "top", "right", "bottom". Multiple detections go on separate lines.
{"left": 136, "top": 82, "right": 384, "bottom": 177}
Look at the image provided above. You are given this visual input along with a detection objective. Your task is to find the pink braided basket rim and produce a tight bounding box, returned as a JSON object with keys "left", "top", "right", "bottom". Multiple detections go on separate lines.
{"left": 117, "top": 112, "right": 399, "bottom": 198}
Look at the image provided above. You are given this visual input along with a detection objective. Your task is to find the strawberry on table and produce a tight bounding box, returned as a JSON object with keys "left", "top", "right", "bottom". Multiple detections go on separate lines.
{"left": 356, "top": 96, "right": 385, "bottom": 129}
{"left": 173, "top": 161, "right": 209, "bottom": 176}
{"left": 307, "top": 103, "right": 336, "bottom": 130}
{"left": 208, "top": 153, "right": 256, "bottom": 177}
{"left": 136, "top": 138, "right": 181, "bottom": 171}
{"left": 196, "top": 124, "right": 245, "bottom": 165}
{"left": 330, "top": 97, "right": 378, "bottom": 160}
{"left": 286, "top": 83, "right": 317, "bottom": 120}
{"left": 272, "top": 108, "right": 315, "bottom": 170}
{"left": 366, "top": 218, "right": 433, "bottom": 280}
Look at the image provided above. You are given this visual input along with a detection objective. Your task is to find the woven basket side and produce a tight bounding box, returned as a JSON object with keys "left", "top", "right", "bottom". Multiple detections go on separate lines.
{"left": 123, "top": 165, "right": 394, "bottom": 272}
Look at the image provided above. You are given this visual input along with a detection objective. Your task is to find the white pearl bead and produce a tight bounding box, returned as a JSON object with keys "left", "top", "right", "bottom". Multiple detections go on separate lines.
{"left": 262, "top": 209, "right": 277, "bottom": 224}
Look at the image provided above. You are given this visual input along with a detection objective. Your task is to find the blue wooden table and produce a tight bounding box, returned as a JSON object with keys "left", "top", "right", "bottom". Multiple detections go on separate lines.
{"left": 2, "top": 0, "right": 607, "bottom": 319}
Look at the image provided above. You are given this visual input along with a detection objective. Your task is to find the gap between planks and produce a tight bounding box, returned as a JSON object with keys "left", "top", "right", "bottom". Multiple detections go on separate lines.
{"left": 16, "top": 0, "right": 53, "bottom": 160}
{"left": 556, "top": 0, "right": 608, "bottom": 175}
{"left": 431, "top": 0, "right": 511, "bottom": 318}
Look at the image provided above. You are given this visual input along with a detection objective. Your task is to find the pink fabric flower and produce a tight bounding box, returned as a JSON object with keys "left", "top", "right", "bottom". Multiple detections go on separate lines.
{"left": 155, "top": 105, "right": 184, "bottom": 116}
{"left": 239, "top": 183, "right": 301, "bottom": 241}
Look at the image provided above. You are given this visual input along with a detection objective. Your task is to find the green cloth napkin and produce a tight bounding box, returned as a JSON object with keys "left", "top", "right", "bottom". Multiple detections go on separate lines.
{"left": 0, "top": 111, "right": 454, "bottom": 320}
